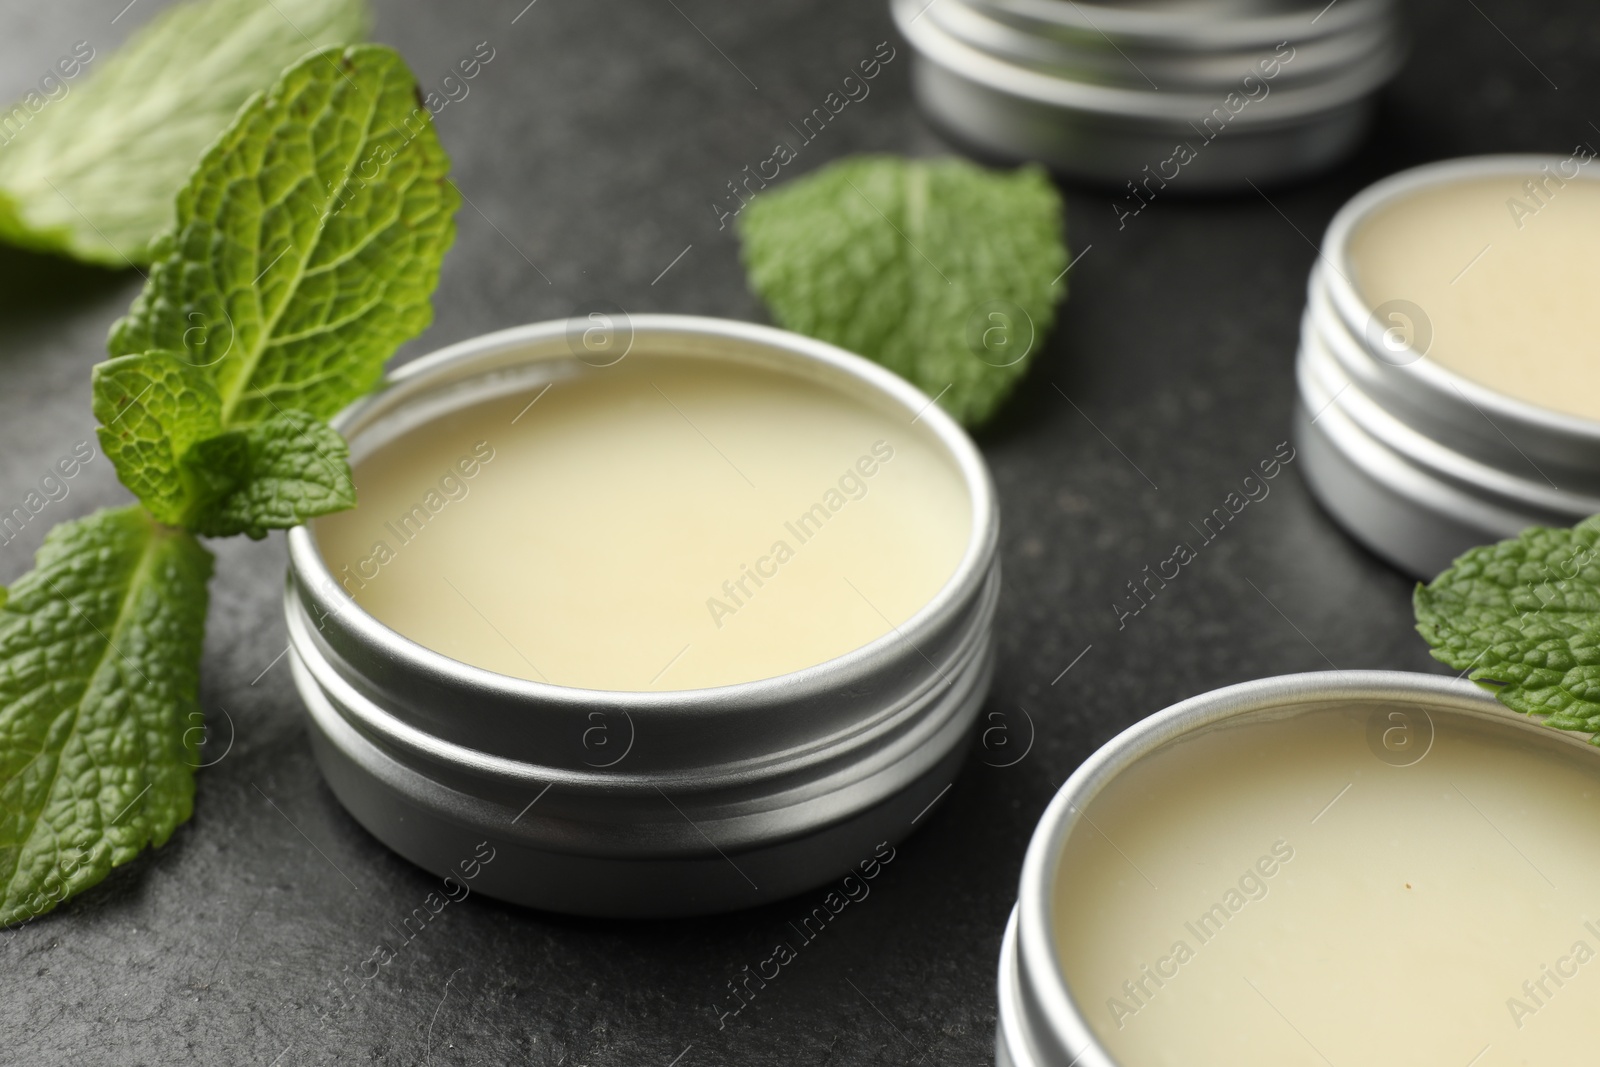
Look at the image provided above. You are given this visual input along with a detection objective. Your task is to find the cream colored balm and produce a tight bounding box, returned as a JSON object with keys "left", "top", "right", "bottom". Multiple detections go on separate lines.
{"left": 1349, "top": 157, "right": 1600, "bottom": 421}
{"left": 1054, "top": 705, "right": 1600, "bottom": 1066}
{"left": 314, "top": 357, "right": 970, "bottom": 691}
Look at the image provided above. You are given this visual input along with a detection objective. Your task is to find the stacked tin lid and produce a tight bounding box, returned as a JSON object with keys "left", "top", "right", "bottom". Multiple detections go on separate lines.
{"left": 891, "top": 0, "right": 1405, "bottom": 188}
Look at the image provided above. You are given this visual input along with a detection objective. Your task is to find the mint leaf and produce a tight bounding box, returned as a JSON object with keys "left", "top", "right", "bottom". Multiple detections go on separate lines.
{"left": 737, "top": 155, "right": 1068, "bottom": 427}
{"left": 91, "top": 351, "right": 223, "bottom": 527}
{"left": 0, "top": 0, "right": 368, "bottom": 267}
{"left": 1415, "top": 516, "right": 1600, "bottom": 737}
{"left": 0, "top": 506, "right": 212, "bottom": 927}
{"left": 183, "top": 412, "right": 355, "bottom": 539}
{"left": 96, "top": 44, "right": 451, "bottom": 540}
{"left": 93, "top": 353, "right": 356, "bottom": 537}
{"left": 109, "top": 44, "right": 459, "bottom": 426}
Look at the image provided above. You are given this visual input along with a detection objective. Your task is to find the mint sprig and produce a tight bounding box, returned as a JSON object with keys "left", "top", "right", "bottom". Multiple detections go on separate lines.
{"left": 0, "top": 0, "right": 368, "bottom": 266}
{"left": 0, "top": 44, "right": 456, "bottom": 926}
{"left": 736, "top": 155, "right": 1068, "bottom": 427}
{"left": 1415, "top": 515, "right": 1600, "bottom": 737}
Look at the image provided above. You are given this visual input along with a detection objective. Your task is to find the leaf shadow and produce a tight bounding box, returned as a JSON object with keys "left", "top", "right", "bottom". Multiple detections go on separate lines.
{"left": 0, "top": 242, "right": 132, "bottom": 330}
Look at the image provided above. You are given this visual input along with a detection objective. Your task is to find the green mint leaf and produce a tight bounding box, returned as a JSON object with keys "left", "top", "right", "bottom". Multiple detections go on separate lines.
{"left": 0, "top": 506, "right": 212, "bottom": 927}
{"left": 0, "top": 0, "right": 368, "bottom": 267}
{"left": 737, "top": 155, "right": 1068, "bottom": 427}
{"left": 91, "top": 351, "right": 223, "bottom": 527}
{"left": 183, "top": 412, "right": 356, "bottom": 540}
{"left": 92, "top": 353, "right": 356, "bottom": 538}
{"left": 108, "top": 44, "right": 459, "bottom": 427}
{"left": 95, "top": 45, "right": 445, "bottom": 539}
{"left": 1415, "top": 516, "right": 1600, "bottom": 737}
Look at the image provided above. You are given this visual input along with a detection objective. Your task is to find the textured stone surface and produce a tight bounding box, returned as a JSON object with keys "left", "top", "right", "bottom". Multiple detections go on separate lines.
{"left": 0, "top": 0, "right": 1593, "bottom": 1062}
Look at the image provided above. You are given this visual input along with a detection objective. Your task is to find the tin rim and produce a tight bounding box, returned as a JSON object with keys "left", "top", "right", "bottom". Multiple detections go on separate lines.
{"left": 893, "top": 0, "right": 1402, "bottom": 125}
{"left": 1009, "top": 670, "right": 1570, "bottom": 1066}
{"left": 928, "top": 4, "right": 1392, "bottom": 95}
{"left": 965, "top": 0, "right": 1388, "bottom": 51}
{"left": 1298, "top": 303, "right": 1600, "bottom": 512}
{"left": 285, "top": 569, "right": 999, "bottom": 794}
{"left": 284, "top": 314, "right": 998, "bottom": 712}
{"left": 1318, "top": 154, "right": 1600, "bottom": 445}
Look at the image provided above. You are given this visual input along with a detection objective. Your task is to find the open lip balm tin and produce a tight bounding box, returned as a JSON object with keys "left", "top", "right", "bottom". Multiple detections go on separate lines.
{"left": 283, "top": 316, "right": 999, "bottom": 918}
{"left": 1295, "top": 155, "right": 1600, "bottom": 578}
{"left": 996, "top": 670, "right": 1590, "bottom": 1066}
{"left": 891, "top": 0, "right": 1404, "bottom": 188}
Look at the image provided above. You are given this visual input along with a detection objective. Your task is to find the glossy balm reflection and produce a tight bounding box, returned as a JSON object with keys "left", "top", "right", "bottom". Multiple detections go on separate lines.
{"left": 1052, "top": 704, "right": 1600, "bottom": 1065}
{"left": 1348, "top": 155, "right": 1600, "bottom": 420}
{"left": 313, "top": 357, "right": 970, "bottom": 691}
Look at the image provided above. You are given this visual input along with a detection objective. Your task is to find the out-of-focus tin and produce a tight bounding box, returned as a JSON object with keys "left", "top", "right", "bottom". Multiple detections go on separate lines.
{"left": 996, "top": 670, "right": 1538, "bottom": 1067}
{"left": 1294, "top": 155, "right": 1600, "bottom": 578}
{"left": 891, "top": 0, "right": 1403, "bottom": 188}
{"left": 283, "top": 316, "right": 999, "bottom": 918}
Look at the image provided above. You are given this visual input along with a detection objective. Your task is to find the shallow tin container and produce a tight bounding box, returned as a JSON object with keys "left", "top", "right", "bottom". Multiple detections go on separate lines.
{"left": 891, "top": 0, "right": 1402, "bottom": 188}
{"left": 1294, "top": 155, "right": 1600, "bottom": 578}
{"left": 996, "top": 670, "right": 1550, "bottom": 1067}
{"left": 283, "top": 315, "right": 999, "bottom": 918}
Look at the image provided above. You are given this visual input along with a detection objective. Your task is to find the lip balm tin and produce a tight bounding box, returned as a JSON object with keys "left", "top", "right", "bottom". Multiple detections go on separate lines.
{"left": 283, "top": 316, "right": 999, "bottom": 918}
{"left": 996, "top": 670, "right": 1530, "bottom": 1067}
{"left": 890, "top": 0, "right": 1404, "bottom": 188}
{"left": 1294, "top": 156, "right": 1600, "bottom": 578}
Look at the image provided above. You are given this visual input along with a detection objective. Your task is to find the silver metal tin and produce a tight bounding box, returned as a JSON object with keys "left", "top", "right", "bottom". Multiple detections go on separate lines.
{"left": 283, "top": 316, "right": 1000, "bottom": 917}
{"left": 892, "top": 0, "right": 1402, "bottom": 188}
{"left": 996, "top": 670, "right": 1563, "bottom": 1067}
{"left": 1294, "top": 156, "right": 1600, "bottom": 578}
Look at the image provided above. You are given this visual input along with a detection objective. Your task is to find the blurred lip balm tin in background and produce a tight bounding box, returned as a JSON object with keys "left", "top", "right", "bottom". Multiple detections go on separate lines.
{"left": 891, "top": 0, "right": 1404, "bottom": 190}
{"left": 1294, "top": 154, "right": 1600, "bottom": 578}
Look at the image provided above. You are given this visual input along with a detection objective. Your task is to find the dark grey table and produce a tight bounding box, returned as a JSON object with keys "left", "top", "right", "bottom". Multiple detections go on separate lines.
{"left": 0, "top": 0, "right": 1591, "bottom": 1063}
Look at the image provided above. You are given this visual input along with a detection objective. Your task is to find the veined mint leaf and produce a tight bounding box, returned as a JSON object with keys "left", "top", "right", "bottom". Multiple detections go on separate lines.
{"left": 109, "top": 44, "right": 459, "bottom": 427}
{"left": 183, "top": 412, "right": 355, "bottom": 539}
{"left": 0, "top": 0, "right": 368, "bottom": 267}
{"left": 1415, "top": 516, "right": 1600, "bottom": 738}
{"left": 91, "top": 351, "right": 223, "bottom": 527}
{"left": 0, "top": 506, "right": 212, "bottom": 927}
{"left": 96, "top": 45, "right": 447, "bottom": 540}
{"left": 92, "top": 353, "right": 357, "bottom": 537}
{"left": 737, "top": 155, "right": 1068, "bottom": 427}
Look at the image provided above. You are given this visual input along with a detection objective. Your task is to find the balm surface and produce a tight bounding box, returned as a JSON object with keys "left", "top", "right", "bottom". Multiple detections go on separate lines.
{"left": 1054, "top": 704, "right": 1600, "bottom": 1066}
{"left": 1349, "top": 170, "right": 1600, "bottom": 421}
{"left": 314, "top": 356, "right": 970, "bottom": 690}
